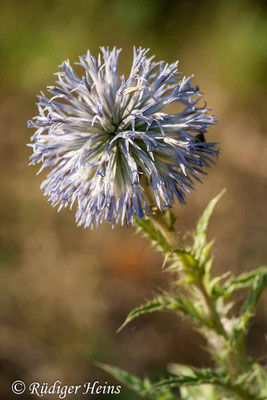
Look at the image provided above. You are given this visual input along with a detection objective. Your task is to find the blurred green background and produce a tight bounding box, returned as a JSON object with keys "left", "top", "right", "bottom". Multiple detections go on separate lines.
{"left": 0, "top": 0, "right": 267, "bottom": 398}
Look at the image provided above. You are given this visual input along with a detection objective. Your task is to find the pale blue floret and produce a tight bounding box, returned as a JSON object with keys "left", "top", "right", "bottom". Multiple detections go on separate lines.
{"left": 28, "top": 47, "right": 218, "bottom": 228}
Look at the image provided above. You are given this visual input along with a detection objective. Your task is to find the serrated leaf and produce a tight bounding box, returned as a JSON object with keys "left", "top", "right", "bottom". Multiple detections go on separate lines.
{"left": 151, "top": 369, "right": 224, "bottom": 389}
{"left": 151, "top": 369, "right": 256, "bottom": 399}
{"left": 220, "top": 266, "right": 267, "bottom": 299}
{"left": 240, "top": 268, "right": 267, "bottom": 322}
{"left": 118, "top": 294, "right": 182, "bottom": 332}
{"left": 229, "top": 269, "right": 267, "bottom": 350}
{"left": 209, "top": 272, "right": 231, "bottom": 298}
{"left": 174, "top": 250, "right": 199, "bottom": 277}
{"left": 98, "top": 363, "right": 151, "bottom": 398}
{"left": 193, "top": 190, "right": 225, "bottom": 262}
{"left": 167, "top": 364, "right": 217, "bottom": 400}
{"left": 135, "top": 216, "right": 172, "bottom": 253}
{"left": 118, "top": 293, "right": 208, "bottom": 332}
{"left": 99, "top": 364, "right": 177, "bottom": 400}
{"left": 199, "top": 240, "right": 215, "bottom": 269}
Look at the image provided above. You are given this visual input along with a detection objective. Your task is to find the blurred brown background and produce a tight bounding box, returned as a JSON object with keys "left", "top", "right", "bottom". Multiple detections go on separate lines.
{"left": 0, "top": 0, "right": 266, "bottom": 398}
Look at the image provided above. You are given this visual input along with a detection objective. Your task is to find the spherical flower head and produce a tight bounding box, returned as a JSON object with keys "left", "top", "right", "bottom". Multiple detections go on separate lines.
{"left": 28, "top": 47, "right": 218, "bottom": 228}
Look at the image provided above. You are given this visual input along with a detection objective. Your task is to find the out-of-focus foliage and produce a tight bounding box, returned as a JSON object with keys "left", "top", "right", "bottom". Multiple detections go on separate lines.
{"left": 1, "top": 0, "right": 267, "bottom": 97}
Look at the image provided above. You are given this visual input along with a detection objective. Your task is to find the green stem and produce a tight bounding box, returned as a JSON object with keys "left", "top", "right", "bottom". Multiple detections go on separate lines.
{"left": 196, "top": 279, "right": 243, "bottom": 379}
{"left": 149, "top": 210, "right": 250, "bottom": 399}
{"left": 196, "top": 280, "right": 227, "bottom": 336}
{"left": 150, "top": 212, "right": 177, "bottom": 249}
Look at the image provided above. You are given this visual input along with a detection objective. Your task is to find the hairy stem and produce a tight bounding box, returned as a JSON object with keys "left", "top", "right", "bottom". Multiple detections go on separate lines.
{"left": 196, "top": 280, "right": 227, "bottom": 337}
{"left": 149, "top": 210, "right": 249, "bottom": 399}
{"left": 195, "top": 279, "right": 244, "bottom": 379}
{"left": 150, "top": 212, "right": 177, "bottom": 249}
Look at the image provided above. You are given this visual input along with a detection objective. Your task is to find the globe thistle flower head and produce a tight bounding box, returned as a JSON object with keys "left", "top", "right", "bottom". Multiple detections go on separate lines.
{"left": 28, "top": 47, "right": 218, "bottom": 228}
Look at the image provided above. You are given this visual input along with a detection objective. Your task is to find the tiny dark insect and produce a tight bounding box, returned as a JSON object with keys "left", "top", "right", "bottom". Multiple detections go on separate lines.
{"left": 195, "top": 133, "right": 206, "bottom": 143}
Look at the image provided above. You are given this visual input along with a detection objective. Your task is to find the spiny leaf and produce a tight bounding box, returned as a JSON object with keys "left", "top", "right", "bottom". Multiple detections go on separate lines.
{"left": 209, "top": 272, "right": 232, "bottom": 298}
{"left": 151, "top": 369, "right": 225, "bottom": 389}
{"left": 98, "top": 363, "right": 150, "bottom": 397}
{"left": 173, "top": 249, "right": 209, "bottom": 284}
{"left": 97, "top": 363, "right": 146, "bottom": 392}
{"left": 229, "top": 269, "right": 267, "bottom": 348}
{"left": 98, "top": 364, "right": 177, "bottom": 400}
{"left": 118, "top": 293, "right": 207, "bottom": 332}
{"left": 167, "top": 364, "right": 217, "bottom": 400}
{"left": 151, "top": 369, "right": 256, "bottom": 400}
{"left": 135, "top": 216, "right": 172, "bottom": 253}
{"left": 199, "top": 240, "right": 214, "bottom": 269}
{"left": 174, "top": 250, "right": 199, "bottom": 274}
{"left": 193, "top": 189, "right": 225, "bottom": 261}
{"left": 219, "top": 265, "right": 267, "bottom": 299}
{"left": 118, "top": 294, "right": 181, "bottom": 332}
{"left": 240, "top": 268, "right": 267, "bottom": 322}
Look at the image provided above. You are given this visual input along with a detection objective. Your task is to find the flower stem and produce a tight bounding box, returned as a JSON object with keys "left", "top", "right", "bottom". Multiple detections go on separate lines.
{"left": 149, "top": 210, "right": 250, "bottom": 399}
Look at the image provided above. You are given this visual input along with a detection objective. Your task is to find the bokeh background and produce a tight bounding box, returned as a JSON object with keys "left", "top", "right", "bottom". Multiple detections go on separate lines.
{"left": 0, "top": 0, "right": 267, "bottom": 398}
